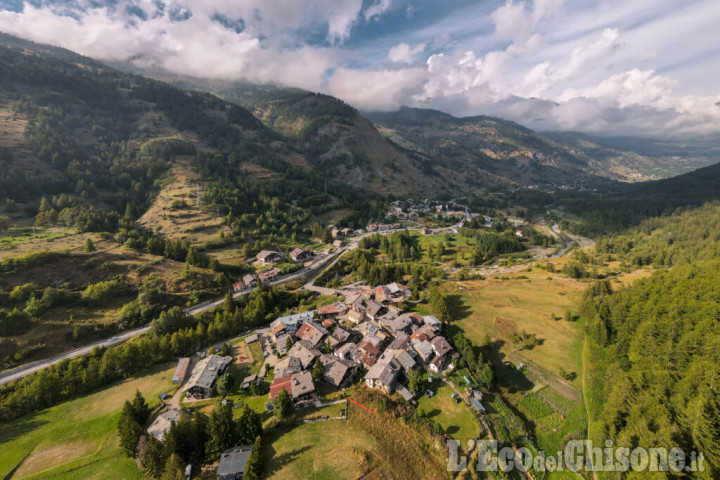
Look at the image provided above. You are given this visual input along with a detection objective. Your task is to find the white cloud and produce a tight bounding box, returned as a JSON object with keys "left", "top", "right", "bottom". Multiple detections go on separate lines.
{"left": 0, "top": 0, "right": 719, "bottom": 136}
{"left": 388, "top": 42, "right": 425, "bottom": 64}
{"left": 365, "top": 0, "right": 393, "bottom": 21}
{"left": 326, "top": 66, "right": 426, "bottom": 111}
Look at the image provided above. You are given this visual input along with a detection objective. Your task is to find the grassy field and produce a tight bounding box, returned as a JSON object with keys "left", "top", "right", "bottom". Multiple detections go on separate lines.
{"left": 0, "top": 362, "right": 176, "bottom": 480}
{"left": 0, "top": 243, "right": 212, "bottom": 370}
{"left": 444, "top": 273, "right": 586, "bottom": 386}
{"left": 137, "top": 156, "right": 225, "bottom": 246}
{"left": 416, "top": 385, "right": 479, "bottom": 444}
{"left": 263, "top": 420, "right": 376, "bottom": 480}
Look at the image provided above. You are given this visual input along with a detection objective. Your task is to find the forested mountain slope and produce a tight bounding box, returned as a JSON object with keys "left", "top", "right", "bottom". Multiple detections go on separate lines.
{"left": 561, "top": 161, "right": 720, "bottom": 235}
{"left": 582, "top": 202, "right": 720, "bottom": 478}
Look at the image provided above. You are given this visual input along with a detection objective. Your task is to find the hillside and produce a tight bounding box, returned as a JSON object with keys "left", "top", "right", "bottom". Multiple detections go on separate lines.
{"left": 208, "top": 82, "right": 454, "bottom": 196}
{"left": 581, "top": 202, "right": 720, "bottom": 478}
{"left": 559, "top": 161, "right": 720, "bottom": 235}
{"left": 546, "top": 131, "right": 720, "bottom": 179}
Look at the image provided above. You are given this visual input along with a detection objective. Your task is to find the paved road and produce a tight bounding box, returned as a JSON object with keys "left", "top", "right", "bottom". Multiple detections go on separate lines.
{"left": 0, "top": 220, "right": 465, "bottom": 387}
{"left": 0, "top": 325, "right": 151, "bottom": 386}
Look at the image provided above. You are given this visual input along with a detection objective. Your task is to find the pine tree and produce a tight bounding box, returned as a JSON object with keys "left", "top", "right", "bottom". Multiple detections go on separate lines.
{"left": 237, "top": 404, "right": 262, "bottom": 445}
{"left": 274, "top": 388, "right": 294, "bottom": 420}
{"left": 285, "top": 336, "right": 293, "bottom": 353}
{"left": 85, "top": 238, "right": 96, "bottom": 252}
{"left": 118, "top": 411, "right": 143, "bottom": 457}
{"left": 206, "top": 402, "right": 236, "bottom": 459}
{"left": 141, "top": 435, "right": 167, "bottom": 478}
{"left": 161, "top": 453, "right": 185, "bottom": 480}
{"left": 131, "top": 390, "right": 151, "bottom": 425}
{"left": 190, "top": 410, "right": 210, "bottom": 464}
{"left": 243, "top": 436, "right": 263, "bottom": 480}
{"left": 311, "top": 358, "right": 324, "bottom": 380}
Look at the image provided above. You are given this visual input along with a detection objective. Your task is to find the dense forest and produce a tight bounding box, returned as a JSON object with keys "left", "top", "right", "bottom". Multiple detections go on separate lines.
{"left": 582, "top": 202, "right": 720, "bottom": 478}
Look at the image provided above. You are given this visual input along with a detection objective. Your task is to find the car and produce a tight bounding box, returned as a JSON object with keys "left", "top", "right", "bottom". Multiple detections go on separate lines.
{"left": 451, "top": 392, "right": 458, "bottom": 399}
{"left": 425, "top": 389, "right": 434, "bottom": 398}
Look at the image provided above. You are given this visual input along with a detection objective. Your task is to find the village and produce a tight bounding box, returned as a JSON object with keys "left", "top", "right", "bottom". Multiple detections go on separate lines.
{"left": 147, "top": 275, "right": 490, "bottom": 479}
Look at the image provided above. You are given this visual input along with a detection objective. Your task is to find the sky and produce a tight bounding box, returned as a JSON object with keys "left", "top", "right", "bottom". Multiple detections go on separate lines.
{"left": 1, "top": 0, "right": 719, "bottom": 137}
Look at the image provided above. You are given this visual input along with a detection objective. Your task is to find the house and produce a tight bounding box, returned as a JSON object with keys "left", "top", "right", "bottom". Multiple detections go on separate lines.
{"left": 334, "top": 342, "right": 362, "bottom": 363}
{"left": 275, "top": 356, "right": 302, "bottom": 377}
{"left": 147, "top": 409, "right": 185, "bottom": 441}
{"left": 244, "top": 333, "right": 259, "bottom": 344}
{"left": 396, "top": 384, "right": 415, "bottom": 402}
{"left": 317, "top": 302, "right": 349, "bottom": 319}
{"left": 350, "top": 294, "right": 370, "bottom": 313}
{"left": 395, "top": 350, "right": 418, "bottom": 371}
{"left": 172, "top": 357, "right": 191, "bottom": 384}
{"left": 182, "top": 355, "right": 232, "bottom": 399}
{"left": 269, "top": 371, "right": 316, "bottom": 406}
{"left": 232, "top": 282, "right": 245, "bottom": 293}
{"left": 319, "top": 354, "right": 356, "bottom": 388}
{"left": 290, "top": 247, "right": 311, "bottom": 262}
{"left": 347, "top": 310, "right": 365, "bottom": 324}
{"left": 258, "top": 268, "right": 279, "bottom": 282}
{"left": 515, "top": 230, "right": 523, "bottom": 238}
{"left": 385, "top": 314, "right": 413, "bottom": 334}
{"left": 364, "top": 357, "right": 402, "bottom": 393}
{"left": 240, "top": 374, "right": 258, "bottom": 390}
{"left": 270, "top": 323, "right": 287, "bottom": 343}
{"left": 386, "top": 331, "right": 410, "bottom": 351}
{"left": 374, "top": 285, "right": 391, "bottom": 304}
{"left": 422, "top": 315, "right": 443, "bottom": 331}
{"left": 365, "top": 301, "right": 384, "bottom": 321}
{"left": 420, "top": 226, "right": 431, "bottom": 235}
{"left": 429, "top": 355, "right": 446, "bottom": 373}
{"left": 217, "top": 445, "right": 254, "bottom": 480}
{"left": 328, "top": 326, "right": 353, "bottom": 347}
{"left": 416, "top": 325, "right": 437, "bottom": 339}
{"left": 287, "top": 340, "right": 321, "bottom": 369}
{"left": 256, "top": 250, "right": 281, "bottom": 265}
{"left": 341, "top": 228, "right": 353, "bottom": 236}
{"left": 271, "top": 311, "right": 316, "bottom": 334}
{"left": 470, "top": 398, "right": 486, "bottom": 413}
{"left": 386, "top": 282, "right": 411, "bottom": 300}
{"left": 331, "top": 228, "right": 343, "bottom": 238}
{"left": 430, "top": 336, "right": 453, "bottom": 358}
{"left": 275, "top": 333, "right": 292, "bottom": 355}
{"left": 358, "top": 340, "right": 381, "bottom": 367}
{"left": 321, "top": 318, "right": 335, "bottom": 329}
{"left": 411, "top": 340, "right": 435, "bottom": 362}
{"left": 294, "top": 321, "right": 328, "bottom": 348}
{"left": 242, "top": 274, "right": 258, "bottom": 287}
{"left": 406, "top": 312, "right": 424, "bottom": 326}
{"left": 333, "top": 239, "right": 343, "bottom": 248}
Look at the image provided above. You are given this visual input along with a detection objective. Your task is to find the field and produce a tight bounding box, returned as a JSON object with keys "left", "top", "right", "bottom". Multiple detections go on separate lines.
{"left": 0, "top": 241, "right": 213, "bottom": 370}
{"left": 444, "top": 272, "right": 586, "bottom": 385}
{"left": 0, "top": 362, "right": 176, "bottom": 480}
{"left": 263, "top": 420, "right": 376, "bottom": 479}
{"left": 416, "top": 385, "right": 479, "bottom": 444}
{"left": 137, "top": 156, "right": 225, "bottom": 246}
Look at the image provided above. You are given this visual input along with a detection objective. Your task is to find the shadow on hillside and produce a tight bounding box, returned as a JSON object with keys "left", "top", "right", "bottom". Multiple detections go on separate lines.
{"left": 262, "top": 445, "right": 312, "bottom": 476}
{"left": 445, "top": 294, "right": 472, "bottom": 321}
{"left": 0, "top": 416, "right": 47, "bottom": 445}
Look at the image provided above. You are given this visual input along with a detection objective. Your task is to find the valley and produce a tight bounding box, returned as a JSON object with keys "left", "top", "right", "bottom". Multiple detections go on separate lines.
{"left": 0, "top": 31, "right": 718, "bottom": 480}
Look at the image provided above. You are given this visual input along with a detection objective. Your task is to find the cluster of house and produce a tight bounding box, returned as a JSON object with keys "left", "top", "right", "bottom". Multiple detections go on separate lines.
{"left": 365, "top": 223, "right": 401, "bottom": 232}
{"left": 264, "top": 281, "right": 458, "bottom": 406}
{"left": 232, "top": 248, "right": 315, "bottom": 292}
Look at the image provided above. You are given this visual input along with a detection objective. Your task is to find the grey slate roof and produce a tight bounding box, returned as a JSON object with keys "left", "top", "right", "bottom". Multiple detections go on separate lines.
{"left": 217, "top": 445, "right": 254, "bottom": 477}
{"left": 182, "top": 355, "right": 232, "bottom": 392}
